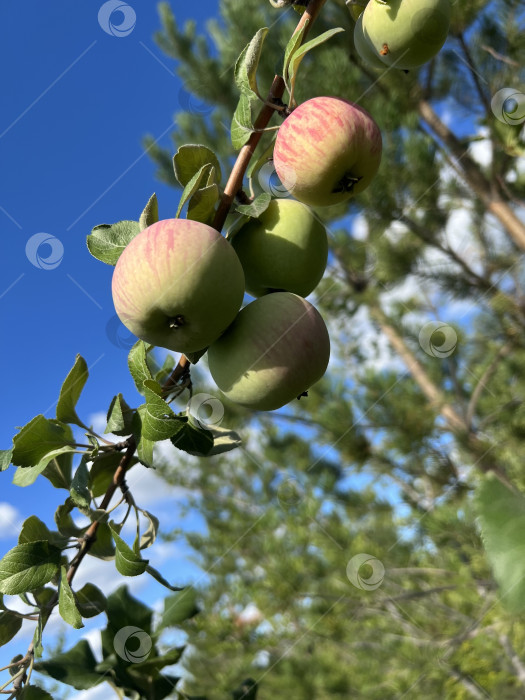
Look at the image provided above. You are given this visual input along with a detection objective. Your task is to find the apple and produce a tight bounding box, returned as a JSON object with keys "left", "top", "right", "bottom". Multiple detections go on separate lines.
{"left": 207, "top": 292, "right": 330, "bottom": 411}
{"left": 361, "top": 0, "right": 451, "bottom": 70}
{"left": 354, "top": 14, "right": 388, "bottom": 71}
{"left": 112, "top": 218, "right": 245, "bottom": 354}
{"left": 231, "top": 199, "right": 328, "bottom": 298}
{"left": 273, "top": 96, "right": 382, "bottom": 207}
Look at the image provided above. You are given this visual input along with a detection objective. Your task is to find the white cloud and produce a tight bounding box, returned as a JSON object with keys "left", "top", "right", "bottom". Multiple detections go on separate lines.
{"left": 468, "top": 129, "right": 492, "bottom": 167}
{"left": 0, "top": 502, "right": 22, "bottom": 538}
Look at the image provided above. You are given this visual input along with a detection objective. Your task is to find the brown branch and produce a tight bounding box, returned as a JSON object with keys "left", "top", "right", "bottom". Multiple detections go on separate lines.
{"left": 10, "top": 2, "right": 333, "bottom": 693}
{"left": 480, "top": 44, "right": 519, "bottom": 67}
{"left": 466, "top": 343, "right": 511, "bottom": 431}
{"left": 418, "top": 99, "right": 525, "bottom": 251}
{"left": 212, "top": 0, "right": 329, "bottom": 233}
{"left": 457, "top": 33, "right": 491, "bottom": 116}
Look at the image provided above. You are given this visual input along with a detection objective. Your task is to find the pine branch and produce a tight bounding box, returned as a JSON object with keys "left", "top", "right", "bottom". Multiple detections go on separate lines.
{"left": 418, "top": 99, "right": 525, "bottom": 251}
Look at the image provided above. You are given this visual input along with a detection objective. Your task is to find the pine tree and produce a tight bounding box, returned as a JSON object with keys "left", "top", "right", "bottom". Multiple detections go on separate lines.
{"left": 143, "top": 0, "right": 525, "bottom": 697}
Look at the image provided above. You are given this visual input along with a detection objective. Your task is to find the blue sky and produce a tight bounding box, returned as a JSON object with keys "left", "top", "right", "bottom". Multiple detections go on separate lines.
{"left": 0, "top": 1, "right": 223, "bottom": 689}
{"left": 0, "top": 2, "right": 221, "bottom": 520}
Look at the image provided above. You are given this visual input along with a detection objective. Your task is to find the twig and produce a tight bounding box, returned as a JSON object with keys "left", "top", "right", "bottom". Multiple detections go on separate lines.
{"left": 480, "top": 44, "right": 519, "bottom": 67}
{"left": 466, "top": 343, "right": 511, "bottom": 430}
{"left": 212, "top": 0, "right": 329, "bottom": 233}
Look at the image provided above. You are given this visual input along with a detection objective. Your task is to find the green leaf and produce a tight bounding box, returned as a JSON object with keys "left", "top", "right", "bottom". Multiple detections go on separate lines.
{"left": 154, "top": 352, "right": 175, "bottom": 383}
{"left": 58, "top": 566, "right": 83, "bottom": 629}
{"left": 139, "top": 509, "right": 159, "bottom": 550}
{"left": 55, "top": 499, "right": 86, "bottom": 538}
{"left": 0, "top": 448, "right": 12, "bottom": 471}
{"left": 173, "top": 144, "right": 222, "bottom": 187}
{"left": 20, "top": 685, "right": 54, "bottom": 699}
{"left": 287, "top": 27, "right": 345, "bottom": 98}
{"left": 42, "top": 449, "right": 73, "bottom": 490}
{"left": 175, "top": 163, "right": 213, "bottom": 218}
{"left": 139, "top": 192, "right": 159, "bottom": 231}
{"left": 187, "top": 182, "right": 220, "bottom": 225}
{"left": 234, "top": 192, "right": 271, "bottom": 218}
{"left": 476, "top": 474, "right": 525, "bottom": 612}
{"left": 105, "top": 584, "right": 152, "bottom": 636}
{"left": 170, "top": 415, "right": 213, "bottom": 457}
{"left": 146, "top": 564, "right": 184, "bottom": 592}
{"left": 206, "top": 425, "right": 242, "bottom": 456}
{"left": 75, "top": 583, "right": 107, "bottom": 618}
{"left": 34, "top": 640, "right": 103, "bottom": 690}
{"left": 283, "top": 20, "right": 308, "bottom": 92}
{"left": 143, "top": 380, "right": 187, "bottom": 442}
{"left": 234, "top": 27, "right": 268, "bottom": 98}
{"left": 12, "top": 445, "right": 76, "bottom": 488}
{"left": 132, "top": 405, "right": 155, "bottom": 468}
{"left": 131, "top": 646, "right": 184, "bottom": 673}
{"left": 161, "top": 587, "right": 199, "bottom": 628}
{"left": 0, "top": 610, "right": 22, "bottom": 646}
{"left": 18, "top": 516, "right": 67, "bottom": 548}
{"left": 110, "top": 524, "right": 149, "bottom": 576}
{"left": 70, "top": 458, "right": 91, "bottom": 510}
{"left": 86, "top": 220, "right": 140, "bottom": 266}
{"left": 56, "top": 355, "right": 89, "bottom": 427}
{"left": 12, "top": 416, "right": 74, "bottom": 468}
{"left": 33, "top": 587, "right": 55, "bottom": 608}
{"left": 128, "top": 341, "right": 154, "bottom": 395}
{"left": 231, "top": 92, "right": 260, "bottom": 150}
{"left": 106, "top": 393, "right": 135, "bottom": 436}
{"left": 87, "top": 522, "right": 116, "bottom": 560}
{"left": 0, "top": 541, "right": 61, "bottom": 594}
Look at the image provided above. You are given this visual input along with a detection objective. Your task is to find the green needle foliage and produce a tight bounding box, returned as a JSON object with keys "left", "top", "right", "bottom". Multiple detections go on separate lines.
{"left": 2, "top": 1, "right": 525, "bottom": 698}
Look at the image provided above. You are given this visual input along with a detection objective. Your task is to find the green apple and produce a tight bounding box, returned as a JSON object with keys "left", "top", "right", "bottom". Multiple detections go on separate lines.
{"left": 112, "top": 218, "right": 245, "bottom": 354}
{"left": 354, "top": 14, "right": 388, "bottom": 71}
{"left": 273, "top": 96, "right": 382, "bottom": 207}
{"left": 362, "top": 0, "right": 450, "bottom": 70}
{"left": 230, "top": 199, "right": 328, "bottom": 298}
{"left": 207, "top": 292, "right": 330, "bottom": 411}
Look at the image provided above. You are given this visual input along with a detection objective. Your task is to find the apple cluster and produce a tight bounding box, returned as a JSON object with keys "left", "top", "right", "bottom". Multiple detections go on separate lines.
{"left": 111, "top": 208, "right": 330, "bottom": 412}
{"left": 353, "top": 0, "right": 451, "bottom": 71}
{"left": 112, "top": 90, "right": 386, "bottom": 411}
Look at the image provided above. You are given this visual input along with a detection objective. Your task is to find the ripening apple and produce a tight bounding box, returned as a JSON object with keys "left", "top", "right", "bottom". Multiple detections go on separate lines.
{"left": 354, "top": 14, "right": 388, "bottom": 71}
{"left": 361, "top": 0, "right": 451, "bottom": 70}
{"left": 207, "top": 292, "right": 330, "bottom": 411}
{"left": 231, "top": 199, "right": 328, "bottom": 298}
{"left": 273, "top": 96, "right": 382, "bottom": 207}
{"left": 112, "top": 218, "right": 245, "bottom": 354}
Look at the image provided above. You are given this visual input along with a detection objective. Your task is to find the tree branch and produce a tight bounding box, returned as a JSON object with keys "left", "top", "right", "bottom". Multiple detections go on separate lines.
{"left": 418, "top": 99, "right": 525, "bottom": 251}
{"left": 212, "top": 0, "right": 329, "bottom": 232}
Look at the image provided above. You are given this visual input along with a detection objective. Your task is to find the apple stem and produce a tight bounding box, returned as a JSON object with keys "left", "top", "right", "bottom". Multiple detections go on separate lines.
{"left": 169, "top": 315, "right": 186, "bottom": 329}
